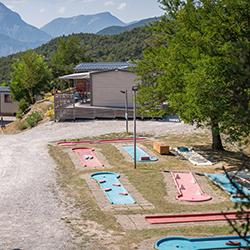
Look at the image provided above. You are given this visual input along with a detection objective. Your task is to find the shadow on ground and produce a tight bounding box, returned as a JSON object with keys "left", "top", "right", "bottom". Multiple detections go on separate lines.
{"left": 196, "top": 145, "right": 250, "bottom": 170}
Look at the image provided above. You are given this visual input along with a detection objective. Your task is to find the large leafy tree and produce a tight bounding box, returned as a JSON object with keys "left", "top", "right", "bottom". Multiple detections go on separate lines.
{"left": 50, "top": 36, "right": 89, "bottom": 78}
{"left": 137, "top": 0, "right": 250, "bottom": 150}
{"left": 10, "top": 50, "right": 52, "bottom": 105}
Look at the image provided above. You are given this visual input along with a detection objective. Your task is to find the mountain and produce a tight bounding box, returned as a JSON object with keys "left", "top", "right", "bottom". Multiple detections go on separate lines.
{"left": 0, "top": 33, "right": 40, "bottom": 57}
{"left": 0, "top": 2, "right": 50, "bottom": 43}
{"left": 0, "top": 2, "right": 51, "bottom": 57}
{"left": 0, "top": 26, "right": 151, "bottom": 83}
{"left": 42, "top": 12, "right": 126, "bottom": 37}
{"left": 97, "top": 17, "right": 158, "bottom": 35}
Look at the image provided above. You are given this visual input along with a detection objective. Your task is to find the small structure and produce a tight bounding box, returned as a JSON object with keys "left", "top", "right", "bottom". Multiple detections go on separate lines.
{"left": 0, "top": 86, "right": 18, "bottom": 116}
{"left": 153, "top": 141, "right": 170, "bottom": 155}
{"left": 55, "top": 62, "right": 137, "bottom": 121}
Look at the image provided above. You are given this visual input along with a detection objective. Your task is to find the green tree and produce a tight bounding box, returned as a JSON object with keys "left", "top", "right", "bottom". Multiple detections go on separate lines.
{"left": 50, "top": 36, "right": 89, "bottom": 78}
{"left": 10, "top": 50, "right": 52, "bottom": 106}
{"left": 137, "top": 0, "right": 250, "bottom": 150}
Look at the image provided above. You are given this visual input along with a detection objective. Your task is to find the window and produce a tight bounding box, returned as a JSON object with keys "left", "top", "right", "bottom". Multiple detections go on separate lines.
{"left": 4, "top": 94, "right": 12, "bottom": 103}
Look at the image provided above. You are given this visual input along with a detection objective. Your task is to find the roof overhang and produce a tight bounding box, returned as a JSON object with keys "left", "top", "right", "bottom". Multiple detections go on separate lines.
{"left": 59, "top": 72, "right": 92, "bottom": 80}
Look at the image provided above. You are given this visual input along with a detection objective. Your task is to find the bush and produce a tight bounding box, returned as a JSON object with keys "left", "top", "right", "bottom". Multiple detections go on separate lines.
{"left": 45, "top": 106, "right": 54, "bottom": 120}
{"left": 26, "top": 111, "right": 43, "bottom": 127}
{"left": 17, "top": 99, "right": 29, "bottom": 118}
{"left": 17, "top": 121, "right": 29, "bottom": 130}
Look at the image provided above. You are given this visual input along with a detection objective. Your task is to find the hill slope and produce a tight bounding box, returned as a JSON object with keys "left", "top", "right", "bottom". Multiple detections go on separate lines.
{"left": 41, "top": 12, "right": 125, "bottom": 37}
{"left": 0, "top": 26, "right": 151, "bottom": 83}
{"left": 97, "top": 17, "right": 158, "bottom": 35}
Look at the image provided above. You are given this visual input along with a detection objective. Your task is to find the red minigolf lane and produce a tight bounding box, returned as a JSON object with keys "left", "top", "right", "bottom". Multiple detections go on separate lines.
{"left": 72, "top": 148, "right": 104, "bottom": 167}
{"left": 171, "top": 172, "right": 212, "bottom": 202}
{"left": 145, "top": 211, "right": 250, "bottom": 224}
{"left": 57, "top": 138, "right": 146, "bottom": 146}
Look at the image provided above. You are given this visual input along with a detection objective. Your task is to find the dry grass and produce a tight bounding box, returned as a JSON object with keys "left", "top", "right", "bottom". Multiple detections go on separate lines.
{"left": 3, "top": 100, "right": 52, "bottom": 134}
{"left": 50, "top": 132, "right": 250, "bottom": 249}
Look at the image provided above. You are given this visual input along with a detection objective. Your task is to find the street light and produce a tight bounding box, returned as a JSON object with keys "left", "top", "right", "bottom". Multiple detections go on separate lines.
{"left": 120, "top": 90, "right": 128, "bottom": 133}
{"left": 132, "top": 85, "right": 138, "bottom": 169}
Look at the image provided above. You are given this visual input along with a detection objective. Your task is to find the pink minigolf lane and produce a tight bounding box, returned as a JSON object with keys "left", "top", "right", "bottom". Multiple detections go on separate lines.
{"left": 72, "top": 148, "right": 104, "bottom": 168}
{"left": 171, "top": 172, "right": 212, "bottom": 202}
{"left": 145, "top": 211, "right": 250, "bottom": 224}
{"left": 58, "top": 138, "right": 145, "bottom": 146}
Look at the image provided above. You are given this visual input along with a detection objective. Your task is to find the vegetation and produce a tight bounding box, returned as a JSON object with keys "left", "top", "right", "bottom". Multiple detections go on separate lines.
{"left": 26, "top": 111, "right": 43, "bottom": 127}
{"left": 0, "top": 26, "right": 151, "bottom": 83}
{"left": 10, "top": 50, "right": 52, "bottom": 113}
{"left": 50, "top": 36, "right": 89, "bottom": 78}
{"left": 136, "top": 0, "right": 250, "bottom": 150}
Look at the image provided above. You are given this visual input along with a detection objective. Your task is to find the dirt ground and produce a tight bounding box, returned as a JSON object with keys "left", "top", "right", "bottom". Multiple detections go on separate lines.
{"left": 0, "top": 120, "right": 203, "bottom": 249}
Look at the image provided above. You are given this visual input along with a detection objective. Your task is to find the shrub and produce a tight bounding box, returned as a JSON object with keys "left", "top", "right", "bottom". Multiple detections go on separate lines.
{"left": 16, "top": 99, "right": 29, "bottom": 118}
{"left": 17, "top": 121, "right": 29, "bottom": 130}
{"left": 26, "top": 111, "right": 43, "bottom": 127}
{"left": 45, "top": 106, "right": 54, "bottom": 120}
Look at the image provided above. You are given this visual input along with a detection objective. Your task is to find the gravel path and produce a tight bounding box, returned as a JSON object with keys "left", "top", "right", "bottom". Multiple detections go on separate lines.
{"left": 0, "top": 120, "right": 203, "bottom": 249}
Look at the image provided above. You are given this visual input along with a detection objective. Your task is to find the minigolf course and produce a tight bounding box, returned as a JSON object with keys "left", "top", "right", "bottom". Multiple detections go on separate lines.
{"left": 91, "top": 172, "right": 135, "bottom": 204}
{"left": 122, "top": 145, "right": 158, "bottom": 162}
{"left": 145, "top": 211, "right": 250, "bottom": 225}
{"left": 176, "top": 147, "right": 212, "bottom": 166}
{"left": 58, "top": 137, "right": 145, "bottom": 146}
{"left": 171, "top": 172, "right": 212, "bottom": 202}
{"left": 72, "top": 147, "right": 104, "bottom": 167}
{"left": 155, "top": 235, "right": 250, "bottom": 250}
{"left": 206, "top": 173, "right": 250, "bottom": 203}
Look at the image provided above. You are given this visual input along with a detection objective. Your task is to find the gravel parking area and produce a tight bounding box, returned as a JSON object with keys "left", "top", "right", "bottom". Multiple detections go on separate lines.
{"left": 0, "top": 120, "right": 203, "bottom": 249}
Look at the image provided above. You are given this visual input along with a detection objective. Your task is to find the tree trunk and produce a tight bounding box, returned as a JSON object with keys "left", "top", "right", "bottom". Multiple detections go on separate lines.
{"left": 211, "top": 122, "right": 224, "bottom": 151}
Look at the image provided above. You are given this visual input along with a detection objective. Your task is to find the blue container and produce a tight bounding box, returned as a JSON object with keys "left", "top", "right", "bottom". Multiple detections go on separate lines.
{"left": 91, "top": 172, "right": 135, "bottom": 205}
{"left": 122, "top": 145, "right": 158, "bottom": 162}
{"left": 206, "top": 173, "right": 250, "bottom": 203}
{"left": 155, "top": 235, "right": 250, "bottom": 250}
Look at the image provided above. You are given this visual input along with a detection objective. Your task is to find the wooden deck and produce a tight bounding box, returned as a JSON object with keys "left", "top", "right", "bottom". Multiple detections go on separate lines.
{"left": 56, "top": 103, "right": 134, "bottom": 121}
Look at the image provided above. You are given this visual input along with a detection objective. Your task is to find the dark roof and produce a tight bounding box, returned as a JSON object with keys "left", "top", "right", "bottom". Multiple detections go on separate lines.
{"left": 74, "top": 62, "right": 135, "bottom": 72}
{"left": 0, "top": 86, "right": 10, "bottom": 92}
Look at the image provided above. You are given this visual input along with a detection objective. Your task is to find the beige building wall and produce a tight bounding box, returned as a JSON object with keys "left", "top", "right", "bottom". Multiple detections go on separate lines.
{"left": 91, "top": 70, "right": 137, "bottom": 107}
{"left": 0, "top": 92, "right": 18, "bottom": 115}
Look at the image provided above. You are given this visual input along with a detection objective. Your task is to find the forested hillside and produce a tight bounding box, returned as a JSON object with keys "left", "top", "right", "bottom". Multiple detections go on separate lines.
{"left": 0, "top": 26, "right": 150, "bottom": 83}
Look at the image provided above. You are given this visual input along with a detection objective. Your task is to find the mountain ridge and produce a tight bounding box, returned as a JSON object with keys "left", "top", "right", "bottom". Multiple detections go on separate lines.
{"left": 41, "top": 11, "right": 126, "bottom": 37}
{"left": 97, "top": 17, "right": 158, "bottom": 35}
{"left": 0, "top": 1, "right": 51, "bottom": 57}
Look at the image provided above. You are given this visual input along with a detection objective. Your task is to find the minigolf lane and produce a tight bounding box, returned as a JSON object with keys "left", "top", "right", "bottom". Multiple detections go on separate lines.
{"left": 145, "top": 211, "right": 250, "bottom": 224}
{"left": 206, "top": 173, "right": 250, "bottom": 203}
{"left": 72, "top": 147, "right": 104, "bottom": 167}
{"left": 171, "top": 172, "right": 212, "bottom": 202}
{"left": 155, "top": 235, "right": 250, "bottom": 250}
{"left": 122, "top": 145, "right": 158, "bottom": 162}
{"left": 91, "top": 172, "right": 135, "bottom": 205}
{"left": 58, "top": 137, "right": 146, "bottom": 146}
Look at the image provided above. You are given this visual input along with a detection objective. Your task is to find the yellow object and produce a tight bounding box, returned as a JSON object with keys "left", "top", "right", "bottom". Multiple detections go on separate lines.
{"left": 153, "top": 141, "right": 170, "bottom": 155}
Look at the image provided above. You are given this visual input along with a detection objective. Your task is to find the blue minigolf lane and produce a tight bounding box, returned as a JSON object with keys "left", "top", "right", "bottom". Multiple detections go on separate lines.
{"left": 122, "top": 145, "right": 158, "bottom": 162}
{"left": 206, "top": 173, "right": 250, "bottom": 203}
{"left": 91, "top": 172, "right": 135, "bottom": 205}
{"left": 155, "top": 235, "right": 250, "bottom": 250}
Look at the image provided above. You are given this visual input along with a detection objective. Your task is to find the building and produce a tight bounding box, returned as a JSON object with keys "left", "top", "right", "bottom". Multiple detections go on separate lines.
{"left": 0, "top": 87, "right": 18, "bottom": 116}
{"left": 56, "top": 62, "right": 137, "bottom": 120}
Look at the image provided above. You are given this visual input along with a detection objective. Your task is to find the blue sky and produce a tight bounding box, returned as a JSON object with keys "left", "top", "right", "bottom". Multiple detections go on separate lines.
{"left": 1, "top": 0, "right": 164, "bottom": 28}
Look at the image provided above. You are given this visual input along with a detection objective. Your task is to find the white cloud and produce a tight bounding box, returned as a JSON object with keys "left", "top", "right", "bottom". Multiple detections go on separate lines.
{"left": 5, "top": 4, "right": 14, "bottom": 10}
{"left": 39, "top": 8, "right": 45, "bottom": 13}
{"left": 58, "top": 6, "right": 66, "bottom": 14}
{"left": 117, "top": 2, "right": 126, "bottom": 11}
{"left": 104, "top": 1, "right": 114, "bottom": 6}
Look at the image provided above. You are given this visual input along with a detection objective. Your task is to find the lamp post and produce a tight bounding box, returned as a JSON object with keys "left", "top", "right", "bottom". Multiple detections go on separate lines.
{"left": 132, "top": 86, "right": 138, "bottom": 169}
{"left": 120, "top": 90, "right": 128, "bottom": 133}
